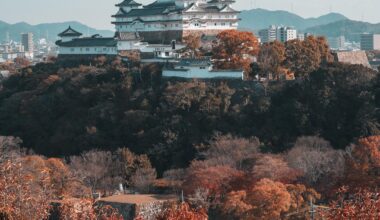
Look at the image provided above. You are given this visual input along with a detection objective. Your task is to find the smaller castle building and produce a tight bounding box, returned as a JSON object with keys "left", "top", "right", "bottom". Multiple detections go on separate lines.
{"left": 55, "top": 27, "right": 118, "bottom": 56}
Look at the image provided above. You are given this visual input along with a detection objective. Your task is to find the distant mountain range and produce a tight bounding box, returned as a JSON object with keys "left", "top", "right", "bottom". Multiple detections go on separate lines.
{"left": 238, "top": 8, "right": 348, "bottom": 31}
{"left": 0, "top": 21, "right": 114, "bottom": 43}
{"left": 2, "top": 9, "right": 380, "bottom": 44}
{"left": 304, "top": 20, "right": 380, "bottom": 42}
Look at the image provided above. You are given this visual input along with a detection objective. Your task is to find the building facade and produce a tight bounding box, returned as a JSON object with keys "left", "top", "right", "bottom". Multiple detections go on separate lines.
{"left": 360, "top": 33, "right": 380, "bottom": 51}
{"left": 258, "top": 25, "right": 297, "bottom": 43}
{"left": 112, "top": 0, "right": 240, "bottom": 44}
{"left": 55, "top": 27, "right": 118, "bottom": 56}
{"left": 21, "top": 33, "right": 34, "bottom": 58}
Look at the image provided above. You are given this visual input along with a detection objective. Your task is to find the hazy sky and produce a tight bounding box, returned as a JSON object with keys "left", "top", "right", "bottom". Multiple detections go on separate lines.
{"left": 1, "top": 0, "right": 380, "bottom": 30}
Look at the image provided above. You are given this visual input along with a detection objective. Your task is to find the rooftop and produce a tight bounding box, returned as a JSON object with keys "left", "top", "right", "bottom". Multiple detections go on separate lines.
{"left": 58, "top": 26, "right": 83, "bottom": 37}
{"left": 97, "top": 194, "right": 177, "bottom": 205}
{"left": 56, "top": 37, "right": 117, "bottom": 47}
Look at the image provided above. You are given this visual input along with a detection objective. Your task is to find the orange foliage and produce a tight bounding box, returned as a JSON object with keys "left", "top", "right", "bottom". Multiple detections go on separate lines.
{"left": 321, "top": 187, "right": 380, "bottom": 220}
{"left": 183, "top": 165, "right": 243, "bottom": 196}
{"left": 252, "top": 154, "right": 301, "bottom": 183}
{"left": 222, "top": 178, "right": 291, "bottom": 220}
{"left": 344, "top": 136, "right": 380, "bottom": 189}
{"left": 212, "top": 30, "right": 259, "bottom": 73}
{"left": 156, "top": 202, "right": 208, "bottom": 220}
{"left": 0, "top": 160, "right": 51, "bottom": 220}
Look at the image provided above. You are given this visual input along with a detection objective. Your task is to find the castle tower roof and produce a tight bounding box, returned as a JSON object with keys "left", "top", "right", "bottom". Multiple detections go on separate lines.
{"left": 116, "top": 0, "right": 142, "bottom": 7}
{"left": 58, "top": 26, "right": 83, "bottom": 37}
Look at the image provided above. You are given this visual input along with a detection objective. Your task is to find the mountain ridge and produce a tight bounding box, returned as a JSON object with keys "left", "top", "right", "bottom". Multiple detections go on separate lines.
{"left": 0, "top": 21, "right": 114, "bottom": 43}
{"left": 238, "top": 8, "right": 348, "bottom": 31}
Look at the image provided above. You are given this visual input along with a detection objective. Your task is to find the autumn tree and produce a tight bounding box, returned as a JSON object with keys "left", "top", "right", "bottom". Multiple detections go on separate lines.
{"left": 183, "top": 165, "right": 243, "bottom": 196}
{"left": 257, "top": 41, "right": 286, "bottom": 80}
{"left": 183, "top": 34, "right": 202, "bottom": 58}
{"left": 156, "top": 202, "right": 208, "bottom": 220}
{"left": 222, "top": 178, "right": 291, "bottom": 220}
{"left": 286, "top": 136, "right": 345, "bottom": 188}
{"left": 252, "top": 154, "right": 301, "bottom": 183}
{"left": 284, "top": 36, "right": 332, "bottom": 78}
{"left": 131, "top": 166, "right": 157, "bottom": 193}
{"left": 197, "top": 134, "right": 260, "bottom": 169}
{"left": 321, "top": 187, "right": 380, "bottom": 220}
{"left": 0, "top": 156, "right": 52, "bottom": 220}
{"left": 69, "top": 150, "right": 114, "bottom": 194}
{"left": 212, "top": 30, "right": 259, "bottom": 73}
{"left": 343, "top": 136, "right": 380, "bottom": 189}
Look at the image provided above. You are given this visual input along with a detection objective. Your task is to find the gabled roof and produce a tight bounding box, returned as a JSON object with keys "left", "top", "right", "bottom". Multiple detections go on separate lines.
{"left": 58, "top": 26, "right": 83, "bottom": 37}
{"left": 116, "top": 0, "right": 142, "bottom": 7}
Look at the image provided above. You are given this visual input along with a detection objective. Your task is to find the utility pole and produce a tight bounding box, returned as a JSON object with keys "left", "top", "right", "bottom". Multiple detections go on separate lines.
{"left": 310, "top": 198, "right": 315, "bottom": 220}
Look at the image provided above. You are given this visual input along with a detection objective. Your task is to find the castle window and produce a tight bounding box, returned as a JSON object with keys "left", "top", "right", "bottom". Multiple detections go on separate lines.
{"left": 86, "top": 48, "right": 90, "bottom": 52}
{"left": 221, "top": 23, "right": 225, "bottom": 26}
{"left": 215, "top": 23, "right": 217, "bottom": 26}
{"left": 70, "top": 48, "right": 74, "bottom": 52}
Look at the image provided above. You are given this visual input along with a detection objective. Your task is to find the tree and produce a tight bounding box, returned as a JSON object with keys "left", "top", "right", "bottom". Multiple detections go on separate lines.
{"left": 0, "top": 158, "right": 52, "bottom": 220}
{"left": 198, "top": 134, "right": 260, "bottom": 169}
{"left": 131, "top": 167, "right": 157, "bottom": 193}
{"left": 252, "top": 154, "right": 301, "bottom": 183}
{"left": 321, "top": 188, "right": 380, "bottom": 220}
{"left": 284, "top": 36, "right": 332, "bottom": 78}
{"left": 183, "top": 165, "right": 243, "bottom": 196}
{"left": 222, "top": 178, "right": 291, "bottom": 220}
{"left": 258, "top": 41, "right": 286, "bottom": 80}
{"left": 343, "top": 136, "right": 380, "bottom": 189}
{"left": 212, "top": 30, "right": 259, "bottom": 73}
{"left": 286, "top": 136, "right": 345, "bottom": 188}
{"left": 183, "top": 34, "right": 201, "bottom": 58}
{"left": 69, "top": 150, "right": 114, "bottom": 194}
{"left": 156, "top": 202, "right": 208, "bottom": 220}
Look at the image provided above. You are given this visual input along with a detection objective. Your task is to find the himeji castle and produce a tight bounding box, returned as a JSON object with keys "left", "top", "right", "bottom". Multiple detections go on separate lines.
{"left": 56, "top": 0, "right": 240, "bottom": 57}
{"left": 112, "top": 0, "right": 240, "bottom": 44}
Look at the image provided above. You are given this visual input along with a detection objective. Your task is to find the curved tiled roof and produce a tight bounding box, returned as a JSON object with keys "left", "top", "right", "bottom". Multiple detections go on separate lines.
{"left": 58, "top": 26, "right": 83, "bottom": 37}
{"left": 116, "top": 0, "right": 142, "bottom": 7}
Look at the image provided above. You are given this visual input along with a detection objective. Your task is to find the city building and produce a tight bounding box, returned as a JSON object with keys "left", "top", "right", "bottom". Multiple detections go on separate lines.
{"left": 21, "top": 33, "right": 34, "bottom": 56}
{"left": 328, "top": 36, "right": 346, "bottom": 50}
{"left": 162, "top": 58, "right": 244, "bottom": 79}
{"left": 258, "top": 25, "right": 277, "bottom": 43}
{"left": 112, "top": 0, "right": 240, "bottom": 44}
{"left": 360, "top": 33, "right": 380, "bottom": 51}
{"left": 258, "top": 25, "right": 297, "bottom": 43}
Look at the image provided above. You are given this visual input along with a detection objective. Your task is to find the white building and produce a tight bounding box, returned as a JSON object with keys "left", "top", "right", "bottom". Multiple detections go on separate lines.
{"left": 55, "top": 27, "right": 118, "bottom": 56}
{"left": 258, "top": 25, "right": 297, "bottom": 43}
{"left": 112, "top": 0, "right": 240, "bottom": 44}
{"left": 163, "top": 58, "right": 244, "bottom": 79}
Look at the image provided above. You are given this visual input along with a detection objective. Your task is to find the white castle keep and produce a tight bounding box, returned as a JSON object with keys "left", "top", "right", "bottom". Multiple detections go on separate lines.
{"left": 56, "top": 0, "right": 240, "bottom": 57}
{"left": 112, "top": 0, "right": 240, "bottom": 44}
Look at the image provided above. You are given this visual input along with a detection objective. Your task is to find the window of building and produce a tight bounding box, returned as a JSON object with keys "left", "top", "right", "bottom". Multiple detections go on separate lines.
{"left": 165, "top": 52, "right": 170, "bottom": 56}
{"left": 70, "top": 48, "right": 74, "bottom": 52}
{"left": 215, "top": 23, "right": 217, "bottom": 26}
{"left": 221, "top": 23, "right": 225, "bottom": 26}
{"left": 200, "top": 67, "right": 206, "bottom": 69}
{"left": 86, "top": 48, "right": 90, "bottom": 52}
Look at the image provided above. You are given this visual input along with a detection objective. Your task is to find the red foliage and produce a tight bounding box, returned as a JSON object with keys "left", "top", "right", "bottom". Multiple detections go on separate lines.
{"left": 156, "top": 202, "right": 208, "bottom": 220}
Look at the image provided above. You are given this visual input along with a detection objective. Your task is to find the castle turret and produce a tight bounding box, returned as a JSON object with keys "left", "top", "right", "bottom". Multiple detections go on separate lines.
{"left": 58, "top": 26, "right": 82, "bottom": 42}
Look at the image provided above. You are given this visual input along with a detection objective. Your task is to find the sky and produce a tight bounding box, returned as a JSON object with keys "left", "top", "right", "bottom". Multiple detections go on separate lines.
{"left": 1, "top": 0, "right": 380, "bottom": 30}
